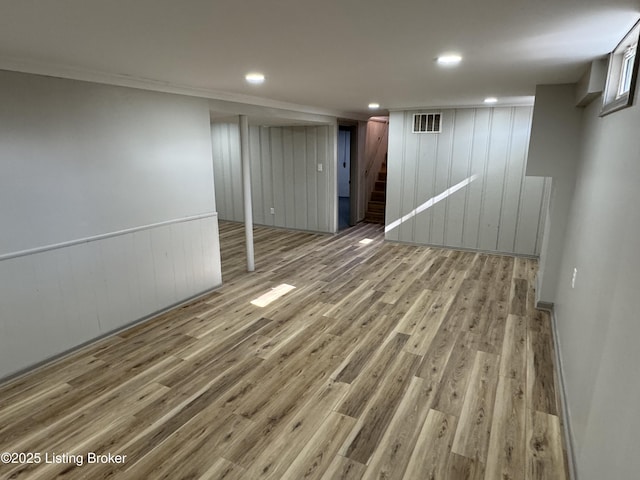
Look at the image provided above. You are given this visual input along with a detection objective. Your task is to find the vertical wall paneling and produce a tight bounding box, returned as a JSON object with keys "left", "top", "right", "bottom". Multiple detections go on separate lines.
{"left": 445, "top": 110, "right": 475, "bottom": 248}
{"left": 306, "top": 128, "right": 319, "bottom": 231}
{"left": 398, "top": 113, "right": 419, "bottom": 241}
{"left": 431, "top": 110, "right": 456, "bottom": 245}
{"left": 229, "top": 125, "right": 243, "bottom": 222}
{"left": 316, "top": 126, "right": 330, "bottom": 232}
{"left": 2, "top": 256, "right": 41, "bottom": 373}
{"left": 133, "top": 229, "right": 158, "bottom": 313}
{"left": 211, "top": 123, "right": 336, "bottom": 233}
{"left": 249, "top": 126, "right": 264, "bottom": 226}
{"left": 282, "top": 128, "right": 295, "bottom": 228}
{"left": 386, "top": 106, "right": 549, "bottom": 256}
{"left": 269, "top": 128, "right": 286, "bottom": 227}
{"left": 99, "top": 235, "right": 134, "bottom": 331}
{"left": 293, "top": 128, "right": 308, "bottom": 229}
{"left": 496, "top": 108, "right": 527, "bottom": 252}
{"left": 33, "top": 249, "right": 67, "bottom": 353}
{"left": 464, "top": 109, "right": 491, "bottom": 248}
{"left": 385, "top": 112, "right": 405, "bottom": 242}
{"left": 211, "top": 123, "right": 241, "bottom": 221}
{"left": 217, "top": 125, "right": 230, "bottom": 219}
{"left": 477, "top": 108, "right": 509, "bottom": 251}
{"left": 413, "top": 122, "right": 436, "bottom": 243}
{"left": 259, "top": 127, "right": 275, "bottom": 226}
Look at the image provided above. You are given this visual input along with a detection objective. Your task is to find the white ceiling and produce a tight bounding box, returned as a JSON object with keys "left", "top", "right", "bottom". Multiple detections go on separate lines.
{"left": 0, "top": 0, "right": 638, "bottom": 118}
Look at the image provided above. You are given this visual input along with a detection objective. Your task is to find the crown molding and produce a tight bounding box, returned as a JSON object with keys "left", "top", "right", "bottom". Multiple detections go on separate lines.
{"left": 0, "top": 56, "right": 369, "bottom": 122}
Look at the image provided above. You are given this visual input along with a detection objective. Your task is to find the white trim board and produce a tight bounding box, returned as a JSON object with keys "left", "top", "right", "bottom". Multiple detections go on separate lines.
{"left": 0, "top": 213, "right": 217, "bottom": 262}
{"left": 539, "top": 302, "right": 578, "bottom": 480}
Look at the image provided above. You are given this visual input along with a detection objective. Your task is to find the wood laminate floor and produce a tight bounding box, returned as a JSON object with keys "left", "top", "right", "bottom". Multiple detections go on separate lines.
{"left": 0, "top": 222, "right": 568, "bottom": 480}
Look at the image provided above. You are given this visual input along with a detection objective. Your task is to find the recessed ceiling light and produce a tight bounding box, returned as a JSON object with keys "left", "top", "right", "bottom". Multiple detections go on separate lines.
{"left": 245, "top": 72, "right": 265, "bottom": 84}
{"left": 368, "top": 103, "right": 380, "bottom": 109}
{"left": 436, "top": 54, "right": 462, "bottom": 66}
{"left": 484, "top": 97, "right": 498, "bottom": 104}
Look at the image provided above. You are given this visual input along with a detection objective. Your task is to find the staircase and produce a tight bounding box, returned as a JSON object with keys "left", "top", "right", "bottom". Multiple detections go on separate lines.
{"left": 364, "top": 162, "right": 387, "bottom": 224}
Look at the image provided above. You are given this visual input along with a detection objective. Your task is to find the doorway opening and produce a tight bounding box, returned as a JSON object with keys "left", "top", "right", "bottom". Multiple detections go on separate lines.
{"left": 363, "top": 117, "right": 389, "bottom": 224}
{"left": 338, "top": 127, "right": 352, "bottom": 230}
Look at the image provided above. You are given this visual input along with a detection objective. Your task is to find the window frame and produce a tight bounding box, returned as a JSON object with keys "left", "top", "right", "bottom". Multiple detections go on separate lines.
{"left": 601, "top": 20, "right": 640, "bottom": 116}
{"left": 617, "top": 45, "right": 636, "bottom": 97}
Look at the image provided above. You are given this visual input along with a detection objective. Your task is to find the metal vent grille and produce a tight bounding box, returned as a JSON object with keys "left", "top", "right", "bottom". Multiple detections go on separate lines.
{"left": 412, "top": 113, "right": 441, "bottom": 133}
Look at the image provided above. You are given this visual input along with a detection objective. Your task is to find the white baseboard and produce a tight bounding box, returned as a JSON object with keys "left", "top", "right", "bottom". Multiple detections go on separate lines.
{"left": 0, "top": 285, "right": 220, "bottom": 386}
{"left": 538, "top": 302, "right": 578, "bottom": 480}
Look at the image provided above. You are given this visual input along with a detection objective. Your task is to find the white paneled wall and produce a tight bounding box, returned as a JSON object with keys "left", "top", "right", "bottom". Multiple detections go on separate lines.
{"left": 211, "top": 123, "right": 244, "bottom": 222}
{"left": 386, "top": 107, "right": 550, "bottom": 256}
{"left": 211, "top": 123, "right": 337, "bottom": 233}
{"left": 0, "top": 217, "right": 221, "bottom": 379}
{"left": 0, "top": 71, "right": 222, "bottom": 379}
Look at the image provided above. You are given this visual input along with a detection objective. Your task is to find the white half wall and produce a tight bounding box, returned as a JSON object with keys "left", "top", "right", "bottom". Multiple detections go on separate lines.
{"left": 386, "top": 107, "right": 549, "bottom": 256}
{"left": 211, "top": 122, "right": 338, "bottom": 233}
{"left": 0, "top": 70, "right": 222, "bottom": 379}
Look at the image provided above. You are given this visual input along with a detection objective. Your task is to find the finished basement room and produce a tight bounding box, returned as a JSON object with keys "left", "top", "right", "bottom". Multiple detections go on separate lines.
{"left": 0, "top": 1, "right": 639, "bottom": 479}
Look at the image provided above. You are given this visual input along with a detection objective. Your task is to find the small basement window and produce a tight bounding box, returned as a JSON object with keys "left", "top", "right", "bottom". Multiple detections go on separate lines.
{"left": 601, "top": 19, "right": 640, "bottom": 116}
{"left": 618, "top": 44, "right": 637, "bottom": 97}
{"left": 412, "top": 113, "right": 441, "bottom": 133}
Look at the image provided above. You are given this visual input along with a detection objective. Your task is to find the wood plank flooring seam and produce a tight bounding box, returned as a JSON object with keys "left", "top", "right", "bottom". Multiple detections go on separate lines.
{"left": 0, "top": 221, "right": 568, "bottom": 480}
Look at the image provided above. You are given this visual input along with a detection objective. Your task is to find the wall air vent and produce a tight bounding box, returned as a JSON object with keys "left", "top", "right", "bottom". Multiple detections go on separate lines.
{"left": 412, "top": 113, "right": 441, "bottom": 133}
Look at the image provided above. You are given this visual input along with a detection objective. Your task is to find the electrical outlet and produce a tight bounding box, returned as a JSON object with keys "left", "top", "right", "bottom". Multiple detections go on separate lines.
{"left": 317, "top": 163, "right": 323, "bottom": 172}
{"left": 270, "top": 207, "right": 275, "bottom": 215}
{"left": 571, "top": 267, "right": 577, "bottom": 289}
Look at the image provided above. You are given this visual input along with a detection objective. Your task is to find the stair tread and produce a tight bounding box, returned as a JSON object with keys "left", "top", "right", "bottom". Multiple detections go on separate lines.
{"left": 366, "top": 163, "right": 387, "bottom": 224}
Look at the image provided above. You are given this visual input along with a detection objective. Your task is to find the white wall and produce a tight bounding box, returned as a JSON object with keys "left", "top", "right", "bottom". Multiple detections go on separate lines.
{"left": 386, "top": 107, "right": 549, "bottom": 256}
{"left": 527, "top": 85, "right": 583, "bottom": 303}
{"left": 0, "top": 70, "right": 222, "bottom": 379}
{"left": 211, "top": 122, "right": 338, "bottom": 233}
{"left": 549, "top": 79, "right": 640, "bottom": 479}
{"left": 211, "top": 122, "right": 244, "bottom": 222}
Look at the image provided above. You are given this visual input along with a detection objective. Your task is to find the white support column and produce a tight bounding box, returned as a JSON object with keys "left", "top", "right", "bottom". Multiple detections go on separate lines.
{"left": 239, "top": 115, "right": 255, "bottom": 272}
